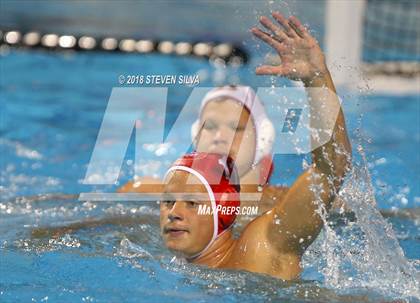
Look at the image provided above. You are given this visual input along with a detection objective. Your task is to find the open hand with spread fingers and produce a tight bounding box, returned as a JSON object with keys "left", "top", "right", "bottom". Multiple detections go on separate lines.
{"left": 251, "top": 12, "right": 328, "bottom": 83}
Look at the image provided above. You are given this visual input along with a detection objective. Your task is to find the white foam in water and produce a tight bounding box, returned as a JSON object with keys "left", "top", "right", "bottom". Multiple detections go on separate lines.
{"left": 305, "top": 145, "right": 420, "bottom": 300}
{"left": 1, "top": 164, "right": 418, "bottom": 301}
{"left": 118, "top": 238, "right": 153, "bottom": 259}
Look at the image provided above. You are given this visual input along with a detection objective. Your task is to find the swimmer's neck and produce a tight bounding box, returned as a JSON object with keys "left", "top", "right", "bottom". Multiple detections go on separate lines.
{"left": 190, "top": 230, "right": 236, "bottom": 268}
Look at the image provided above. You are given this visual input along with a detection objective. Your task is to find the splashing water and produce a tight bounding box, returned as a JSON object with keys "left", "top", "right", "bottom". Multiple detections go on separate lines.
{"left": 303, "top": 146, "right": 420, "bottom": 301}
{"left": 1, "top": 35, "right": 418, "bottom": 301}
{"left": 1, "top": 161, "right": 419, "bottom": 302}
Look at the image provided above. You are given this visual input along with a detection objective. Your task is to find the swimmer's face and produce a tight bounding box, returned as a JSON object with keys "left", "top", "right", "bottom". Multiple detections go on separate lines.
{"left": 195, "top": 99, "right": 256, "bottom": 176}
{"left": 160, "top": 170, "right": 214, "bottom": 258}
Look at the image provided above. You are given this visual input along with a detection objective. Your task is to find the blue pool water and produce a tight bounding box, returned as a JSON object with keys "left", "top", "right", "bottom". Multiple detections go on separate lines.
{"left": 1, "top": 50, "right": 419, "bottom": 302}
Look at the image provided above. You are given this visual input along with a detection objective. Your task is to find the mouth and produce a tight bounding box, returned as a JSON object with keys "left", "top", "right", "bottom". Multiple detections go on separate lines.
{"left": 209, "top": 144, "right": 228, "bottom": 152}
{"left": 211, "top": 141, "right": 227, "bottom": 147}
{"left": 163, "top": 226, "right": 189, "bottom": 237}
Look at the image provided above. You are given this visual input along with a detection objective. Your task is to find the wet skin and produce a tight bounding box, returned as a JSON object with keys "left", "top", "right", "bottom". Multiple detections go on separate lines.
{"left": 160, "top": 171, "right": 214, "bottom": 257}
{"left": 194, "top": 98, "right": 256, "bottom": 178}
{"left": 118, "top": 97, "right": 282, "bottom": 219}
{"left": 36, "top": 11, "right": 352, "bottom": 282}
{"left": 160, "top": 11, "right": 352, "bottom": 280}
{"left": 160, "top": 170, "right": 322, "bottom": 280}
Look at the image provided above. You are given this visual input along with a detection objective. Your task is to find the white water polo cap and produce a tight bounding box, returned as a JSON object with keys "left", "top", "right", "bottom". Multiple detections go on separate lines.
{"left": 191, "top": 86, "right": 275, "bottom": 179}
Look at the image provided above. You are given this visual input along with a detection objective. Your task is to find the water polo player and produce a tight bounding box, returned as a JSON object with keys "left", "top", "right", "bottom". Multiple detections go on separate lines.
{"left": 161, "top": 146, "right": 349, "bottom": 280}
{"left": 161, "top": 12, "right": 352, "bottom": 279}
{"left": 36, "top": 12, "right": 352, "bottom": 277}
{"left": 119, "top": 84, "right": 279, "bottom": 197}
{"left": 120, "top": 11, "right": 351, "bottom": 214}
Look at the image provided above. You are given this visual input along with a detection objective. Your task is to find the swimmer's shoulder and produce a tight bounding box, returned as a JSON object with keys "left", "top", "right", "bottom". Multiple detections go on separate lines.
{"left": 225, "top": 211, "right": 301, "bottom": 279}
{"left": 261, "top": 184, "right": 289, "bottom": 203}
{"left": 235, "top": 184, "right": 290, "bottom": 242}
{"left": 242, "top": 184, "right": 289, "bottom": 215}
{"left": 229, "top": 209, "right": 278, "bottom": 259}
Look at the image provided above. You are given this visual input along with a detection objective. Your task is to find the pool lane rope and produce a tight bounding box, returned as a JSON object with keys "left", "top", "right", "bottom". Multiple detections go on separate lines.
{"left": 0, "top": 29, "right": 248, "bottom": 65}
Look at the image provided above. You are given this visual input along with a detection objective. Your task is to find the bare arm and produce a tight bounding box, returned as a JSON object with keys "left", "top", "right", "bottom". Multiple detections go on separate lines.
{"left": 252, "top": 12, "right": 352, "bottom": 254}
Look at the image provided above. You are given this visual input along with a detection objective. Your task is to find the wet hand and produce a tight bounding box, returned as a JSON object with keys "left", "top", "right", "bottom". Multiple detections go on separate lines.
{"left": 251, "top": 12, "right": 328, "bottom": 82}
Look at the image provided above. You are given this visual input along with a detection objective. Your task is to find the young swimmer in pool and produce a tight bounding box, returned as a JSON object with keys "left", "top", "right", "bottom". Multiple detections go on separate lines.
{"left": 119, "top": 11, "right": 350, "bottom": 214}
{"left": 118, "top": 84, "right": 283, "bottom": 219}
{"left": 161, "top": 151, "right": 343, "bottom": 280}
{"left": 33, "top": 12, "right": 351, "bottom": 261}
{"left": 160, "top": 12, "right": 352, "bottom": 280}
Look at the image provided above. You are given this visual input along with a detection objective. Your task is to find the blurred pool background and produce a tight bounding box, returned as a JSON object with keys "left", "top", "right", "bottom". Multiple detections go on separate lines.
{"left": 0, "top": 1, "right": 419, "bottom": 302}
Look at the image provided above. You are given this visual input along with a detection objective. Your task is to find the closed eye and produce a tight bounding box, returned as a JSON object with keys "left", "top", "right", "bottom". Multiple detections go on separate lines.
{"left": 160, "top": 194, "right": 175, "bottom": 207}
{"left": 228, "top": 121, "right": 245, "bottom": 132}
{"left": 160, "top": 200, "right": 175, "bottom": 207}
{"left": 186, "top": 200, "right": 199, "bottom": 208}
{"left": 203, "top": 120, "right": 217, "bottom": 130}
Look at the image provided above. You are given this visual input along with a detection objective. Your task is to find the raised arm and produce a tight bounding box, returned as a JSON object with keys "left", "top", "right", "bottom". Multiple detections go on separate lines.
{"left": 251, "top": 12, "right": 352, "bottom": 254}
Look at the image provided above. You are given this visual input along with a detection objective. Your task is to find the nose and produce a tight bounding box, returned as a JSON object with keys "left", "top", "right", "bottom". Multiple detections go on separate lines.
{"left": 214, "top": 126, "right": 230, "bottom": 143}
{"left": 167, "top": 201, "right": 186, "bottom": 222}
